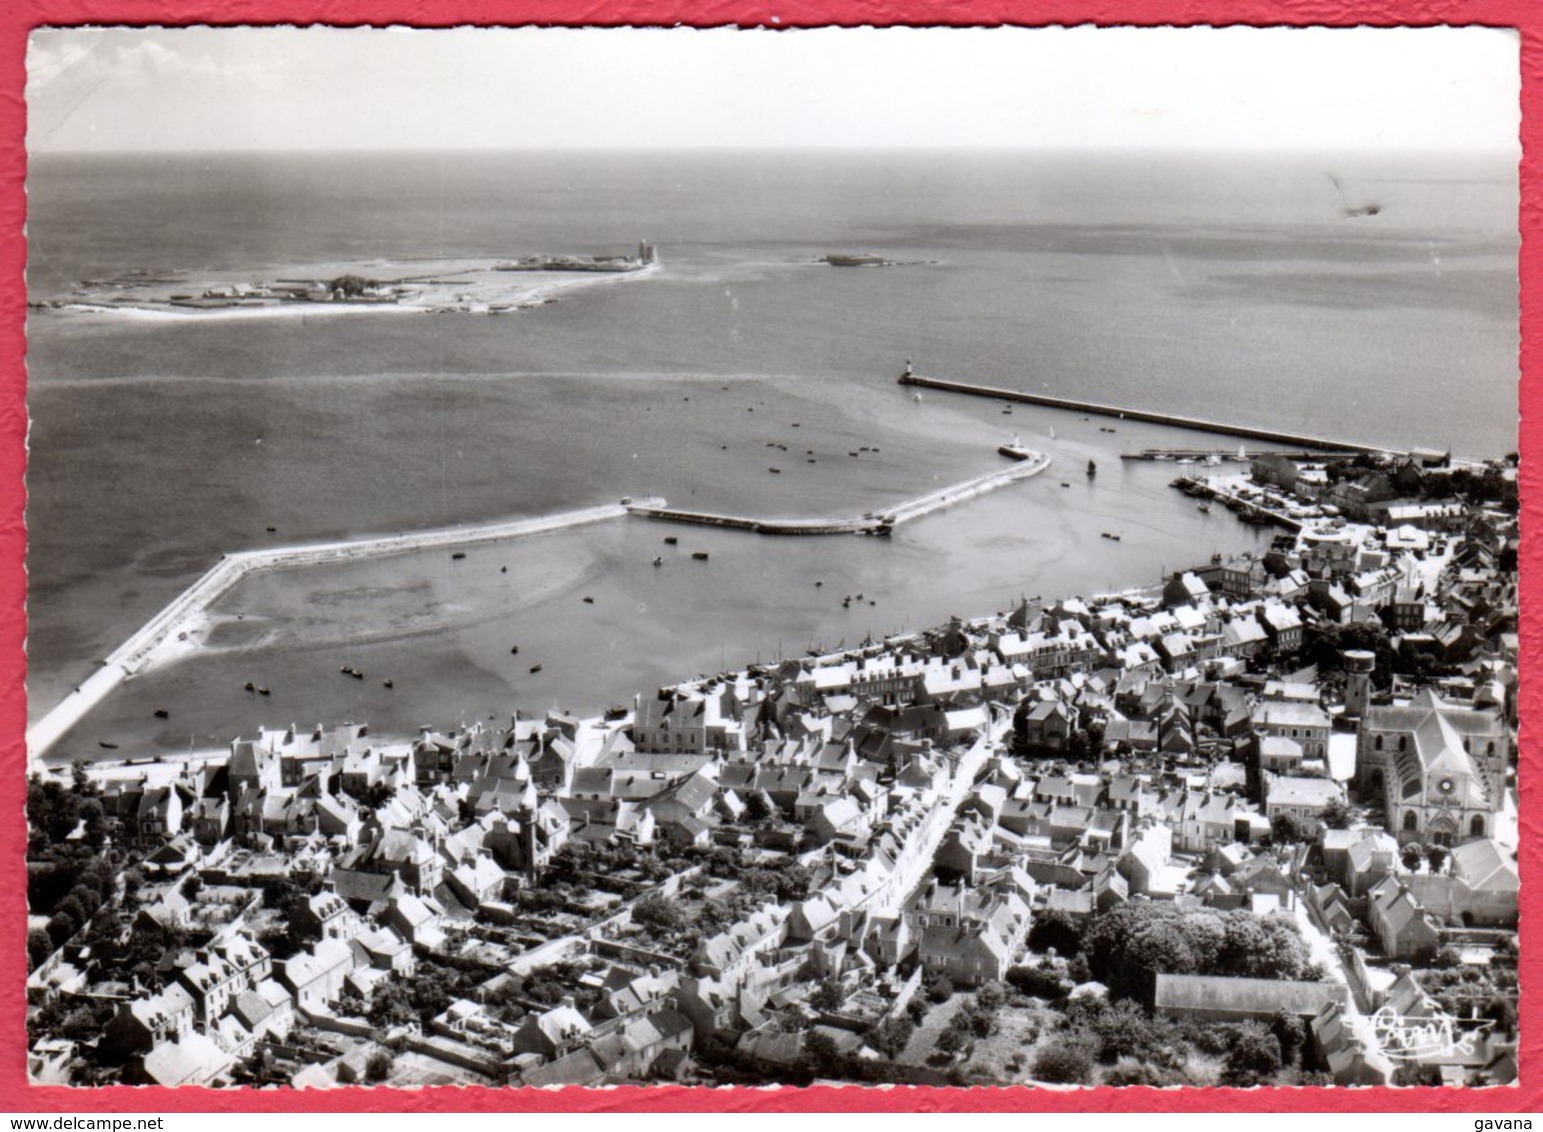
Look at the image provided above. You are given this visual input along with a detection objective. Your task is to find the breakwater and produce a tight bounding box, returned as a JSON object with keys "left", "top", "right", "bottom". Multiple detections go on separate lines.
{"left": 26, "top": 501, "right": 648, "bottom": 764}
{"left": 625, "top": 449, "right": 1051, "bottom": 535}
{"left": 899, "top": 371, "right": 1390, "bottom": 454}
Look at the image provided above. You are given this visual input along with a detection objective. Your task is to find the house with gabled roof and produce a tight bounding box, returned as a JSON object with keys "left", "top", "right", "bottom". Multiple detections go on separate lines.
{"left": 280, "top": 937, "right": 358, "bottom": 1014}
{"left": 1312, "top": 1001, "right": 1394, "bottom": 1086}
{"left": 1366, "top": 876, "right": 1442, "bottom": 961}
{"left": 510, "top": 1000, "right": 593, "bottom": 1059}
{"left": 134, "top": 1031, "right": 235, "bottom": 1088}
{"left": 104, "top": 984, "right": 197, "bottom": 1056}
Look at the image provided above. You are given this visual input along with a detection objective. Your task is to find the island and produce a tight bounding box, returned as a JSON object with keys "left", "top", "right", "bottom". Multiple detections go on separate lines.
{"left": 28, "top": 244, "right": 662, "bottom": 320}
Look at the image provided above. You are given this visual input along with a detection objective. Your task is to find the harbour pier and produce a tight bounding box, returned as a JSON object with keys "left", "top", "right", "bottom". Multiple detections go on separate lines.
{"left": 898, "top": 370, "right": 1390, "bottom": 455}
{"left": 625, "top": 449, "right": 1052, "bottom": 535}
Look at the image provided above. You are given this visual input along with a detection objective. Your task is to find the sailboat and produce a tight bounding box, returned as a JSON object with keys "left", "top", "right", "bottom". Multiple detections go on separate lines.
{"left": 1049, "top": 426, "right": 1057, "bottom": 440}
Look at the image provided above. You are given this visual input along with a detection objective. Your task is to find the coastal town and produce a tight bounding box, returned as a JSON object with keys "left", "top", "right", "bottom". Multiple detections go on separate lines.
{"left": 25, "top": 444, "right": 1519, "bottom": 1089}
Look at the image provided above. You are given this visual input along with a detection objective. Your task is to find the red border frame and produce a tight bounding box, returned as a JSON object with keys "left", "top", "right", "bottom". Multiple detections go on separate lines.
{"left": 1, "top": 0, "right": 1536, "bottom": 1112}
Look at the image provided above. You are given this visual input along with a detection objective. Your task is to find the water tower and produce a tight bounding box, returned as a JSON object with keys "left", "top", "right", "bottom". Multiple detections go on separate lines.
{"left": 1343, "top": 649, "right": 1376, "bottom": 720}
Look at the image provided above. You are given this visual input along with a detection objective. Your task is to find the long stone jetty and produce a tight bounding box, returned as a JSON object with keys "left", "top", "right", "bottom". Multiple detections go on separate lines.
{"left": 625, "top": 449, "right": 1051, "bottom": 534}
{"left": 26, "top": 501, "right": 648, "bottom": 765}
{"left": 899, "top": 370, "right": 1390, "bottom": 454}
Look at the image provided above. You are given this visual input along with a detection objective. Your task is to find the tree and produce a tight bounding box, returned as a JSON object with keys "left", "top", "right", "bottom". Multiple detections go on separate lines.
{"left": 59, "top": 1007, "right": 101, "bottom": 1042}
{"left": 935, "top": 1026, "right": 970, "bottom": 1057}
{"left": 365, "top": 1049, "right": 394, "bottom": 1083}
{"left": 632, "top": 893, "right": 688, "bottom": 933}
{"left": 1104, "top": 1059, "right": 1168, "bottom": 1087}
{"left": 802, "top": 1028, "right": 841, "bottom": 1067}
{"left": 71, "top": 760, "right": 98, "bottom": 796}
{"left": 1429, "top": 946, "right": 1462, "bottom": 971}
{"left": 1270, "top": 810, "right": 1320, "bottom": 846}
{"left": 1482, "top": 995, "right": 1518, "bottom": 1037}
{"left": 1426, "top": 844, "right": 1450, "bottom": 874}
{"left": 27, "top": 929, "right": 53, "bottom": 972}
{"left": 974, "top": 981, "right": 1007, "bottom": 1013}
{"left": 808, "top": 977, "right": 844, "bottom": 1013}
{"left": 1220, "top": 1024, "right": 1282, "bottom": 1087}
{"left": 1028, "top": 909, "right": 1084, "bottom": 957}
{"left": 924, "top": 972, "right": 954, "bottom": 1004}
{"left": 1032, "top": 1039, "right": 1095, "bottom": 1084}
{"left": 1007, "top": 964, "right": 1070, "bottom": 1001}
{"left": 1271, "top": 1009, "right": 1307, "bottom": 1066}
{"left": 743, "top": 792, "right": 775, "bottom": 824}
{"left": 1401, "top": 843, "right": 1427, "bottom": 871}
{"left": 363, "top": 782, "right": 396, "bottom": 811}
{"left": 865, "top": 1016, "right": 914, "bottom": 1060}
{"left": 1082, "top": 903, "right": 1206, "bottom": 1002}
{"left": 1320, "top": 798, "right": 1354, "bottom": 831}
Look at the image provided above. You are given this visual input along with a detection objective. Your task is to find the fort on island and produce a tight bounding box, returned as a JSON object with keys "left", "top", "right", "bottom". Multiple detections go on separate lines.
{"left": 25, "top": 371, "right": 1518, "bottom": 1089}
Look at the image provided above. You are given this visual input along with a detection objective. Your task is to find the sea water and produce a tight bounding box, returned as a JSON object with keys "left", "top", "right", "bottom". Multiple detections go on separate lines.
{"left": 23, "top": 148, "right": 1518, "bottom": 756}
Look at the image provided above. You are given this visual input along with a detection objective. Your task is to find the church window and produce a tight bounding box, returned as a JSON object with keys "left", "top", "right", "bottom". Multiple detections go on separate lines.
{"left": 1403, "top": 811, "right": 1418, "bottom": 832}
{"left": 1471, "top": 815, "right": 1486, "bottom": 838}
{"left": 1374, "top": 736, "right": 1383, "bottom": 751}
{"left": 1398, "top": 736, "right": 1408, "bottom": 752}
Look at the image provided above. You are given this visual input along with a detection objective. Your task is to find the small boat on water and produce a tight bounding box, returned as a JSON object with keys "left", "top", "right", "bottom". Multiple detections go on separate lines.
{"left": 652, "top": 557, "right": 663, "bottom": 567}
{"left": 501, "top": 566, "right": 508, "bottom": 573}
{"left": 451, "top": 551, "right": 466, "bottom": 560}
{"left": 583, "top": 596, "right": 595, "bottom": 604}
{"left": 1101, "top": 532, "right": 1122, "bottom": 541}
{"left": 154, "top": 709, "right": 169, "bottom": 719}
{"left": 258, "top": 687, "right": 271, "bottom": 696}
{"left": 1087, "top": 460, "right": 1098, "bottom": 477}
{"left": 769, "top": 467, "right": 781, "bottom": 474}
{"left": 98, "top": 741, "right": 118, "bottom": 750}
{"left": 664, "top": 537, "right": 678, "bottom": 545}
{"left": 383, "top": 680, "right": 393, "bottom": 688}
{"left": 510, "top": 646, "right": 519, "bottom": 655}
{"left": 692, "top": 551, "right": 710, "bottom": 561}
{"left": 1197, "top": 503, "right": 1212, "bottom": 513}
{"left": 244, "top": 681, "right": 255, "bottom": 692}
{"left": 265, "top": 525, "right": 276, "bottom": 533}
{"left": 529, "top": 664, "right": 543, "bottom": 674}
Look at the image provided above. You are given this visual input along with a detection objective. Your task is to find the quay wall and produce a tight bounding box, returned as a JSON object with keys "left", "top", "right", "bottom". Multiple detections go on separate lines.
{"left": 900, "top": 372, "right": 1389, "bottom": 454}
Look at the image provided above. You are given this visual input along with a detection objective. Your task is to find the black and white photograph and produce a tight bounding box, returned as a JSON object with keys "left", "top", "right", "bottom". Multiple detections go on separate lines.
{"left": 21, "top": 25, "right": 1521, "bottom": 1090}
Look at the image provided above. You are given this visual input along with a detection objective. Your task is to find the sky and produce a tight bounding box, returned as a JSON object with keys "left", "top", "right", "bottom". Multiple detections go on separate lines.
{"left": 25, "top": 25, "right": 1520, "bottom": 154}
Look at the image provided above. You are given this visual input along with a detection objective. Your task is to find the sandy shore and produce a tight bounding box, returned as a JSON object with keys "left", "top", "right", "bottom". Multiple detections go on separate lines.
{"left": 26, "top": 500, "right": 643, "bottom": 765}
